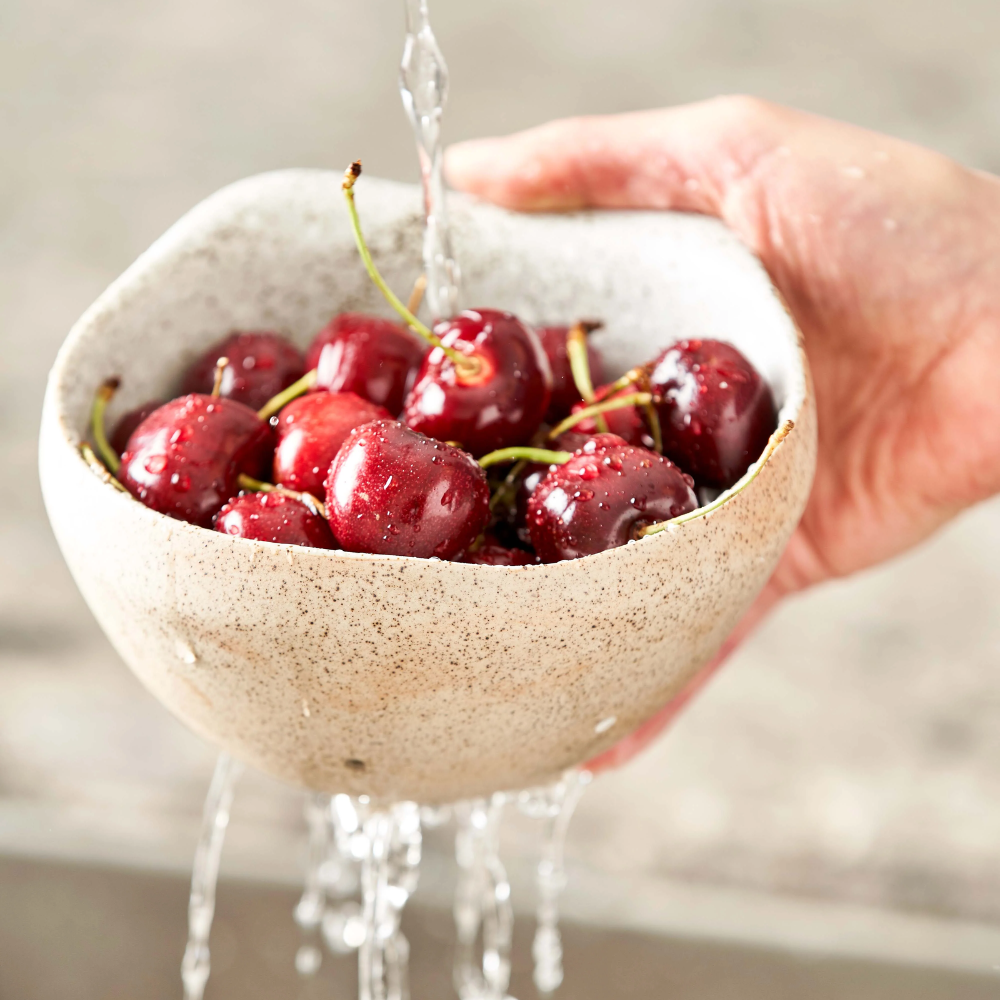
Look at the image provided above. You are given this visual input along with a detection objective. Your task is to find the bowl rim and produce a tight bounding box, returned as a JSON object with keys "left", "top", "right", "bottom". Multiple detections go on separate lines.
{"left": 43, "top": 170, "right": 811, "bottom": 573}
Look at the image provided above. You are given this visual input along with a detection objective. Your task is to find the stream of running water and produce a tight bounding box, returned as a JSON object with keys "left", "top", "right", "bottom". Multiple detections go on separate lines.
{"left": 399, "top": 0, "right": 461, "bottom": 320}
{"left": 181, "top": 765, "right": 589, "bottom": 999}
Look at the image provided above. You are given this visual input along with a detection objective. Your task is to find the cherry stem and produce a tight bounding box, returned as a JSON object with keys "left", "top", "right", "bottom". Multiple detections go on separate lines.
{"left": 91, "top": 377, "right": 121, "bottom": 474}
{"left": 80, "top": 442, "right": 128, "bottom": 493}
{"left": 407, "top": 273, "right": 427, "bottom": 315}
{"left": 566, "top": 321, "right": 609, "bottom": 433}
{"left": 638, "top": 419, "right": 795, "bottom": 536}
{"left": 601, "top": 363, "right": 652, "bottom": 399}
{"left": 342, "top": 161, "right": 478, "bottom": 377}
{"left": 236, "top": 473, "right": 328, "bottom": 520}
{"left": 478, "top": 446, "right": 572, "bottom": 470}
{"left": 641, "top": 399, "right": 663, "bottom": 453}
{"left": 211, "top": 356, "right": 229, "bottom": 397}
{"left": 257, "top": 368, "right": 318, "bottom": 421}
{"left": 488, "top": 458, "right": 528, "bottom": 512}
{"left": 548, "top": 392, "right": 653, "bottom": 440}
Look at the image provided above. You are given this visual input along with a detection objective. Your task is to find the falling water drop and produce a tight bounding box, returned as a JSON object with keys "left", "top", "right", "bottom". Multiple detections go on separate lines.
{"left": 453, "top": 794, "right": 514, "bottom": 1000}
{"left": 294, "top": 793, "right": 331, "bottom": 978}
{"left": 357, "top": 801, "right": 423, "bottom": 1000}
{"left": 520, "top": 770, "right": 591, "bottom": 995}
{"left": 181, "top": 753, "right": 243, "bottom": 1000}
{"left": 400, "top": 0, "right": 461, "bottom": 319}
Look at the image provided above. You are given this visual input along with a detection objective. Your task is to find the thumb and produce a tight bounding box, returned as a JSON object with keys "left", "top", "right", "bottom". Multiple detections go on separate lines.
{"left": 445, "top": 97, "right": 798, "bottom": 224}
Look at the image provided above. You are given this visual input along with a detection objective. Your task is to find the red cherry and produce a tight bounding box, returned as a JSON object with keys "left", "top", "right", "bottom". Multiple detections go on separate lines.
{"left": 306, "top": 313, "right": 425, "bottom": 416}
{"left": 462, "top": 536, "right": 534, "bottom": 565}
{"left": 273, "top": 391, "right": 391, "bottom": 498}
{"left": 110, "top": 400, "right": 162, "bottom": 456}
{"left": 527, "top": 436, "right": 697, "bottom": 562}
{"left": 536, "top": 325, "right": 605, "bottom": 423}
{"left": 402, "top": 309, "right": 552, "bottom": 457}
{"left": 181, "top": 332, "right": 305, "bottom": 411}
{"left": 119, "top": 395, "right": 273, "bottom": 527}
{"left": 325, "top": 419, "right": 490, "bottom": 559}
{"left": 214, "top": 491, "right": 336, "bottom": 549}
{"left": 650, "top": 339, "right": 776, "bottom": 489}
{"left": 568, "top": 384, "right": 652, "bottom": 448}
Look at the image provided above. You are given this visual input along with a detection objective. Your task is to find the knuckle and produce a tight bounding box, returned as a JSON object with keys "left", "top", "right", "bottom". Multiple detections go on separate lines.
{"left": 710, "top": 93, "right": 778, "bottom": 126}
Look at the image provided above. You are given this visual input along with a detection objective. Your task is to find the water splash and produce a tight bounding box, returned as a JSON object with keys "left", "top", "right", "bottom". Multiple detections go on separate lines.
{"left": 294, "top": 792, "right": 331, "bottom": 977}
{"left": 400, "top": 0, "right": 461, "bottom": 319}
{"left": 453, "top": 794, "right": 514, "bottom": 1000}
{"left": 183, "top": 765, "right": 591, "bottom": 999}
{"left": 181, "top": 753, "right": 243, "bottom": 1000}
{"left": 323, "top": 793, "right": 366, "bottom": 954}
{"left": 357, "top": 801, "right": 423, "bottom": 1000}
{"left": 518, "top": 771, "right": 591, "bottom": 994}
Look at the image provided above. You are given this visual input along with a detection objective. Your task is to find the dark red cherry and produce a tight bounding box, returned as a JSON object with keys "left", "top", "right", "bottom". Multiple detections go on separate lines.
{"left": 110, "top": 400, "right": 162, "bottom": 456}
{"left": 119, "top": 395, "right": 273, "bottom": 527}
{"left": 650, "top": 339, "right": 776, "bottom": 489}
{"left": 536, "top": 325, "right": 605, "bottom": 423}
{"left": 214, "top": 491, "right": 336, "bottom": 549}
{"left": 402, "top": 309, "right": 552, "bottom": 457}
{"left": 181, "top": 332, "right": 305, "bottom": 411}
{"left": 273, "top": 391, "right": 391, "bottom": 498}
{"left": 325, "top": 419, "right": 490, "bottom": 559}
{"left": 306, "top": 313, "right": 425, "bottom": 416}
{"left": 462, "top": 536, "right": 534, "bottom": 565}
{"left": 569, "top": 384, "right": 652, "bottom": 448}
{"left": 511, "top": 432, "right": 594, "bottom": 543}
{"left": 527, "top": 436, "right": 697, "bottom": 563}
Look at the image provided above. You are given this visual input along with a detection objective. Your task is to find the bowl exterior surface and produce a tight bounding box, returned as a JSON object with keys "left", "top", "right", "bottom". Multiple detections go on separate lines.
{"left": 40, "top": 172, "right": 816, "bottom": 803}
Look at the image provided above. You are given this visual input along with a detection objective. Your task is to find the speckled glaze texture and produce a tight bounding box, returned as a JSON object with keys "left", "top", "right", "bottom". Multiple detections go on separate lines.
{"left": 39, "top": 172, "right": 816, "bottom": 804}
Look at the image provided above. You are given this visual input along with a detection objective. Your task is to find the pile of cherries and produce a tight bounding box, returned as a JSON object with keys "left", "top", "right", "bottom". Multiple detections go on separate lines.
{"left": 86, "top": 163, "right": 776, "bottom": 565}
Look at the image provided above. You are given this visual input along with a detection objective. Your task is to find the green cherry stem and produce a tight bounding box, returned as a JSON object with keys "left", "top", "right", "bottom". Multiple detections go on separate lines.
{"left": 488, "top": 458, "right": 528, "bottom": 512}
{"left": 478, "top": 446, "right": 572, "bottom": 470}
{"left": 91, "top": 377, "right": 122, "bottom": 473}
{"left": 566, "top": 321, "right": 608, "bottom": 433}
{"left": 641, "top": 398, "right": 664, "bottom": 454}
{"left": 548, "top": 392, "right": 653, "bottom": 440}
{"left": 80, "top": 442, "right": 128, "bottom": 493}
{"left": 342, "top": 161, "right": 478, "bottom": 377}
{"left": 638, "top": 419, "right": 794, "bottom": 536}
{"left": 257, "top": 368, "right": 318, "bottom": 422}
{"left": 236, "top": 473, "right": 328, "bottom": 519}
{"left": 601, "top": 363, "right": 652, "bottom": 400}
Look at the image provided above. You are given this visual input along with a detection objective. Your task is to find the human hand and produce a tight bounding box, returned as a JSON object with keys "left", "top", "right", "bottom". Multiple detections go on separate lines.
{"left": 446, "top": 97, "right": 1000, "bottom": 768}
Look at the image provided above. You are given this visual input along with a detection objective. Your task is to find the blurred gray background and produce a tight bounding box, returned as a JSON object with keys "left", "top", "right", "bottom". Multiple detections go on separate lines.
{"left": 3, "top": 0, "right": 1000, "bottom": 996}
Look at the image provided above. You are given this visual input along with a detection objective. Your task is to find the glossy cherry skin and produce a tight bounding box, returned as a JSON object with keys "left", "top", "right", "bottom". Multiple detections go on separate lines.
{"left": 527, "top": 436, "right": 697, "bottom": 563}
{"left": 119, "top": 395, "right": 273, "bottom": 528}
{"left": 649, "top": 339, "right": 776, "bottom": 489}
{"left": 325, "top": 419, "right": 490, "bottom": 559}
{"left": 110, "top": 400, "right": 162, "bottom": 456}
{"left": 214, "top": 491, "right": 336, "bottom": 549}
{"left": 402, "top": 309, "right": 552, "bottom": 457}
{"left": 181, "top": 332, "right": 305, "bottom": 411}
{"left": 535, "top": 325, "right": 605, "bottom": 423}
{"left": 306, "top": 313, "right": 425, "bottom": 416}
{"left": 511, "top": 431, "right": 593, "bottom": 543}
{"left": 462, "top": 536, "right": 534, "bottom": 565}
{"left": 273, "top": 391, "right": 391, "bottom": 498}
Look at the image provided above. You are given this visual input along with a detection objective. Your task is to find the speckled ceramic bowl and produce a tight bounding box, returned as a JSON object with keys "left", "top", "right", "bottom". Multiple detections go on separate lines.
{"left": 40, "top": 171, "right": 815, "bottom": 803}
